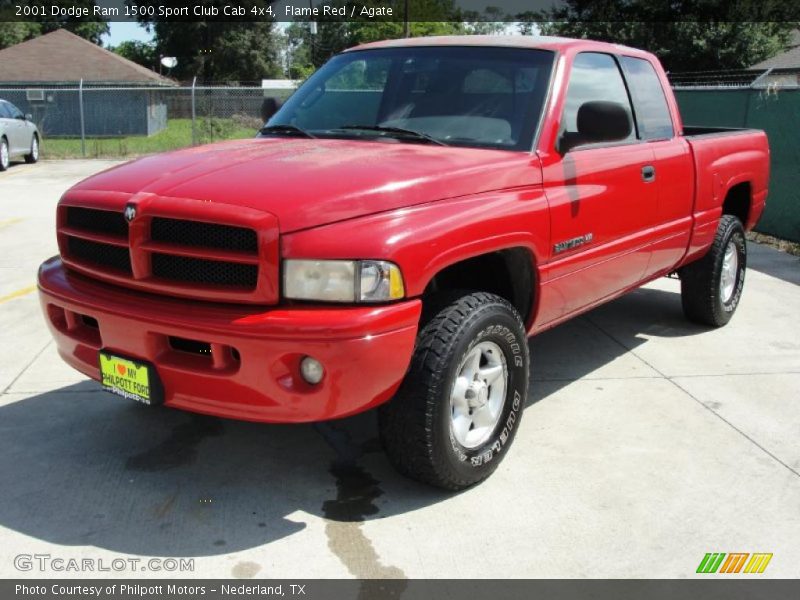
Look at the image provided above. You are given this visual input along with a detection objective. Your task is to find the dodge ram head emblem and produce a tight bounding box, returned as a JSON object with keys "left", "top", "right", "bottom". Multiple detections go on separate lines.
{"left": 124, "top": 205, "right": 137, "bottom": 223}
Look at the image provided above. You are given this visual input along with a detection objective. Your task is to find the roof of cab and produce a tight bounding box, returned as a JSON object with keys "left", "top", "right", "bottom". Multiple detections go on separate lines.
{"left": 347, "top": 35, "right": 652, "bottom": 59}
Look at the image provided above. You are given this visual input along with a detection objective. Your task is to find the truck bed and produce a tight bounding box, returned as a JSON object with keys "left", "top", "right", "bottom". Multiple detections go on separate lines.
{"left": 678, "top": 127, "right": 770, "bottom": 266}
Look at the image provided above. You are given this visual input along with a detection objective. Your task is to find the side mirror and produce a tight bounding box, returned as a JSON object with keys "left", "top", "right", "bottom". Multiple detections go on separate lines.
{"left": 577, "top": 101, "right": 631, "bottom": 144}
{"left": 558, "top": 101, "right": 632, "bottom": 153}
{"left": 25, "top": 114, "right": 33, "bottom": 122}
{"left": 261, "top": 97, "right": 283, "bottom": 123}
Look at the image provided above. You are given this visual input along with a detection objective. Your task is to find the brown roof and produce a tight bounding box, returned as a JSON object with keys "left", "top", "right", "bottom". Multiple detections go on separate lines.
{"left": 0, "top": 29, "right": 175, "bottom": 85}
{"left": 751, "top": 46, "right": 800, "bottom": 70}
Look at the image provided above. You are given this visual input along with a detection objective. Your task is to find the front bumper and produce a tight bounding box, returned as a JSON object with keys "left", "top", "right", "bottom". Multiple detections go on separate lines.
{"left": 38, "top": 257, "right": 421, "bottom": 423}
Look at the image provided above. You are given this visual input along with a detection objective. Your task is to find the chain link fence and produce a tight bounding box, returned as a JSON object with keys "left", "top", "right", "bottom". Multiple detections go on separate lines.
{"left": 668, "top": 67, "right": 800, "bottom": 90}
{"left": 0, "top": 82, "right": 297, "bottom": 159}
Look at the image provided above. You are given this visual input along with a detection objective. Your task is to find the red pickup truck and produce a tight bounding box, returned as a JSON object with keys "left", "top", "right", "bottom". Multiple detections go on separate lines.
{"left": 38, "top": 36, "right": 769, "bottom": 489}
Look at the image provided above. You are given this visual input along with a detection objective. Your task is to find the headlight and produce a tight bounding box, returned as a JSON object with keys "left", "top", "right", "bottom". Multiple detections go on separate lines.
{"left": 283, "top": 259, "right": 405, "bottom": 303}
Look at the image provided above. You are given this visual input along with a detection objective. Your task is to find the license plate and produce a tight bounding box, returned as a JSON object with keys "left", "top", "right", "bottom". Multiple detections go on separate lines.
{"left": 99, "top": 351, "right": 163, "bottom": 406}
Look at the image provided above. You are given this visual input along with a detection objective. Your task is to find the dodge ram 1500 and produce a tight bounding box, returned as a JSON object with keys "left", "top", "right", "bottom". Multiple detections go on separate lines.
{"left": 38, "top": 36, "right": 770, "bottom": 489}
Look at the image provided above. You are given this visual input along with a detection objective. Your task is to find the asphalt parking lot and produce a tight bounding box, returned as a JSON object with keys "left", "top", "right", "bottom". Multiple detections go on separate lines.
{"left": 1, "top": 160, "right": 799, "bottom": 579}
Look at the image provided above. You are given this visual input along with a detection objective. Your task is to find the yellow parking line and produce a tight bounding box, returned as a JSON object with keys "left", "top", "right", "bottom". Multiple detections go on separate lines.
{"left": 0, "top": 217, "right": 23, "bottom": 229}
{"left": 0, "top": 169, "right": 30, "bottom": 179}
{"left": 0, "top": 285, "right": 36, "bottom": 304}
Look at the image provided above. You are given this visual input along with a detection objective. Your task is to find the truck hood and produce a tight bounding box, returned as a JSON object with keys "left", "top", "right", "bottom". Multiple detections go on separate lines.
{"left": 69, "top": 137, "right": 542, "bottom": 233}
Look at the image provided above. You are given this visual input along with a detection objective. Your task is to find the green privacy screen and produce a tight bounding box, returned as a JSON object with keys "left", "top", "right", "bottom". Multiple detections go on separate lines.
{"left": 674, "top": 88, "right": 800, "bottom": 242}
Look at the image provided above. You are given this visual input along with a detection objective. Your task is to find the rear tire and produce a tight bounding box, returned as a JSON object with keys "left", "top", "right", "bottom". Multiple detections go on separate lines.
{"left": 379, "top": 292, "right": 529, "bottom": 490}
{"left": 680, "top": 215, "right": 746, "bottom": 327}
{"left": 0, "top": 138, "right": 9, "bottom": 171}
{"left": 24, "top": 135, "right": 39, "bottom": 164}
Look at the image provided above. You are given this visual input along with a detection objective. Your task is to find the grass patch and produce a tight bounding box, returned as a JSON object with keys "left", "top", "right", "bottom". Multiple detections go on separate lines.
{"left": 41, "top": 118, "right": 257, "bottom": 159}
{"left": 747, "top": 231, "right": 800, "bottom": 257}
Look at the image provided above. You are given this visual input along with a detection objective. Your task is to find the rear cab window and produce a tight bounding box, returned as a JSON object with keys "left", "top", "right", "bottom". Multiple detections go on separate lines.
{"left": 619, "top": 56, "right": 674, "bottom": 140}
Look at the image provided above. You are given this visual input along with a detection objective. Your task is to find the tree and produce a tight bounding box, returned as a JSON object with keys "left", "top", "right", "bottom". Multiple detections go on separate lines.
{"left": 0, "top": 1, "right": 108, "bottom": 50}
{"left": 148, "top": 21, "right": 282, "bottom": 82}
{"left": 132, "top": 1, "right": 283, "bottom": 81}
{"left": 527, "top": 1, "right": 798, "bottom": 72}
{"left": 284, "top": 22, "right": 316, "bottom": 80}
{"left": 285, "top": 19, "right": 466, "bottom": 76}
{"left": 462, "top": 6, "right": 509, "bottom": 35}
{"left": 0, "top": 22, "right": 40, "bottom": 50}
{"left": 112, "top": 40, "right": 158, "bottom": 71}
{"left": 286, "top": 0, "right": 511, "bottom": 75}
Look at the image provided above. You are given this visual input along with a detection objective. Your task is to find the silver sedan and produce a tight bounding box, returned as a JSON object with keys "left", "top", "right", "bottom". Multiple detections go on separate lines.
{"left": 0, "top": 99, "right": 40, "bottom": 171}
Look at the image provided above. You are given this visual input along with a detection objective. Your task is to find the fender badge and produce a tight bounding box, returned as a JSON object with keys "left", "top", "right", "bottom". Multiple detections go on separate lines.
{"left": 554, "top": 233, "right": 593, "bottom": 254}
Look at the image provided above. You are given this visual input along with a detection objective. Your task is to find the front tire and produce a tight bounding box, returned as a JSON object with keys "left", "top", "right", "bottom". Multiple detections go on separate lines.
{"left": 379, "top": 292, "right": 529, "bottom": 490}
{"left": 24, "top": 134, "right": 39, "bottom": 164}
{"left": 680, "top": 215, "right": 746, "bottom": 327}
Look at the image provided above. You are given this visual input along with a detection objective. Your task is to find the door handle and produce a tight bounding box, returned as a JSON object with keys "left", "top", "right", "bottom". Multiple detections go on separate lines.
{"left": 642, "top": 165, "right": 656, "bottom": 183}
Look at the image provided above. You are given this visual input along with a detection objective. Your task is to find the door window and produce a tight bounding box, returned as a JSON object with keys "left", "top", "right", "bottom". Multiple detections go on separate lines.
{"left": 561, "top": 53, "right": 636, "bottom": 145}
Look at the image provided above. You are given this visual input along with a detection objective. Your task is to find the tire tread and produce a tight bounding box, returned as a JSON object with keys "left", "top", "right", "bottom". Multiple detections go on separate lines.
{"left": 379, "top": 292, "right": 527, "bottom": 490}
{"left": 680, "top": 214, "right": 745, "bottom": 327}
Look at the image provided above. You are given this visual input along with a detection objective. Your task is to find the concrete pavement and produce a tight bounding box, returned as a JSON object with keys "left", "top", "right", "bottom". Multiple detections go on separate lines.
{"left": 1, "top": 160, "right": 799, "bottom": 579}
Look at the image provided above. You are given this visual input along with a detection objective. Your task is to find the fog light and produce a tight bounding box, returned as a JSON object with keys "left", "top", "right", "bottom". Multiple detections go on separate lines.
{"left": 300, "top": 356, "right": 324, "bottom": 385}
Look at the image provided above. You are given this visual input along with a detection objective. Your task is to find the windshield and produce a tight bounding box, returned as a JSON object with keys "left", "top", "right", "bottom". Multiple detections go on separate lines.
{"left": 267, "top": 46, "right": 555, "bottom": 151}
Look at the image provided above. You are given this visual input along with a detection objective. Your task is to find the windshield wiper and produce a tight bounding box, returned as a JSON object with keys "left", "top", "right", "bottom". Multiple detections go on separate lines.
{"left": 337, "top": 124, "right": 448, "bottom": 146}
{"left": 259, "top": 124, "right": 316, "bottom": 139}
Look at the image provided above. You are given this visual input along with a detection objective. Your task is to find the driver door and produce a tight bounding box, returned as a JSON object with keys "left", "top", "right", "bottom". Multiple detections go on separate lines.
{"left": 538, "top": 52, "right": 658, "bottom": 325}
